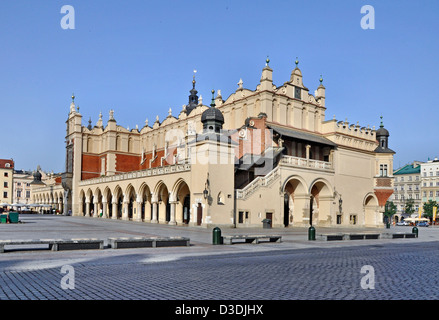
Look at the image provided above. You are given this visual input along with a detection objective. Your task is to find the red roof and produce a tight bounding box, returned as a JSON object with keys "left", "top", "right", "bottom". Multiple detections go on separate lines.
{"left": 0, "top": 159, "right": 14, "bottom": 169}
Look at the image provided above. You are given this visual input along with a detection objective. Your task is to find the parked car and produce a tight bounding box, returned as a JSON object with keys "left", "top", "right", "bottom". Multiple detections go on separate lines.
{"left": 396, "top": 221, "right": 409, "bottom": 226}
{"left": 417, "top": 221, "right": 429, "bottom": 227}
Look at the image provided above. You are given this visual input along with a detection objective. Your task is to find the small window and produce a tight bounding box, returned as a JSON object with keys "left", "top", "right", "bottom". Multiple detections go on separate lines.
{"left": 294, "top": 87, "right": 301, "bottom": 99}
{"left": 3, "top": 172, "right": 8, "bottom": 177}
{"left": 3, "top": 192, "right": 7, "bottom": 198}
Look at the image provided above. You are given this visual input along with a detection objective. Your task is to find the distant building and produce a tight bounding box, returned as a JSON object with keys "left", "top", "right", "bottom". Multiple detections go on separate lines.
{"left": 13, "top": 168, "right": 50, "bottom": 205}
{"left": 420, "top": 158, "right": 439, "bottom": 204}
{"left": 391, "top": 161, "right": 423, "bottom": 221}
{"left": 0, "top": 159, "right": 15, "bottom": 204}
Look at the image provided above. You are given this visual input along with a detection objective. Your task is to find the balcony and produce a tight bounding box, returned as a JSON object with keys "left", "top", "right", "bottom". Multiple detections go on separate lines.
{"left": 279, "top": 155, "right": 333, "bottom": 172}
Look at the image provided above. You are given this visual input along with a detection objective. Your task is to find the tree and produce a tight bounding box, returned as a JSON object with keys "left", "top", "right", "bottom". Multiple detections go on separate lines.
{"left": 423, "top": 200, "right": 438, "bottom": 221}
{"left": 384, "top": 201, "right": 397, "bottom": 225}
{"left": 404, "top": 198, "right": 415, "bottom": 216}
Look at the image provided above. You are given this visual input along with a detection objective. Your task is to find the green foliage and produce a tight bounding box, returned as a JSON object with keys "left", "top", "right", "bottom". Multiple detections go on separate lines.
{"left": 404, "top": 198, "right": 415, "bottom": 215}
{"left": 423, "top": 200, "right": 438, "bottom": 218}
{"left": 384, "top": 201, "right": 397, "bottom": 217}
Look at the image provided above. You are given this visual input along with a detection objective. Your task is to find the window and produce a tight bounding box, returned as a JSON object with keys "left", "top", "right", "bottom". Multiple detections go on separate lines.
{"left": 3, "top": 182, "right": 8, "bottom": 188}
{"left": 423, "top": 191, "right": 427, "bottom": 197}
{"left": 26, "top": 191, "right": 30, "bottom": 198}
{"left": 430, "top": 191, "right": 434, "bottom": 197}
{"left": 3, "top": 192, "right": 7, "bottom": 198}
{"left": 350, "top": 214, "right": 357, "bottom": 225}
{"left": 416, "top": 176, "right": 419, "bottom": 181}
{"left": 17, "top": 182, "right": 21, "bottom": 186}
{"left": 416, "top": 194, "right": 419, "bottom": 200}
{"left": 238, "top": 211, "right": 249, "bottom": 224}
{"left": 401, "top": 177, "right": 404, "bottom": 182}
{"left": 380, "top": 164, "right": 388, "bottom": 177}
{"left": 436, "top": 191, "right": 439, "bottom": 197}
{"left": 294, "top": 87, "right": 301, "bottom": 99}
{"left": 3, "top": 172, "right": 7, "bottom": 177}
{"left": 16, "top": 190, "right": 21, "bottom": 198}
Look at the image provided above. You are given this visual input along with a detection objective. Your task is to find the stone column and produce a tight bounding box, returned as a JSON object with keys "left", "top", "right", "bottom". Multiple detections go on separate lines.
{"left": 122, "top": 198, "right": 129, "bottom": 221}
{"left": 112, "top": 200, "right": 118, "bottom": 220}
{"left": 136, "top": 196, "right": 143, "bottom": 222}
{"left": 151, "top": 202, "right": 158, "bottom": 223}
{"left": 102, "top": 200, "right": 107, "bottom": 218}
{"left": 169, "top": 201, "right": 177, "bottom": 225}
{"left": 93, "top": 201, "right": 99, "bottom": 218}
{"left": 85, "top": 199, "right": 91, "bottom": 217}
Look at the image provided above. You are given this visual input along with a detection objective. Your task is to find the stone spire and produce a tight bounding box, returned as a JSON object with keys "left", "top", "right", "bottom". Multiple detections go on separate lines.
{"left": 186, "top": 70, "right": 199, "bottom": 115}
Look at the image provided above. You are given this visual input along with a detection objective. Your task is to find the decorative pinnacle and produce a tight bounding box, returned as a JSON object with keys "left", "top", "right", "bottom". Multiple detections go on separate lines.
{"left": 319, "top": 74, "right": 323, "bottom": 84}
{"left": 210, "top": 89, "right": 215, "bottom": 108}
{"left": 266, "top": 56, "right": 270, "bottom": 66}
{"left": 295, "top": 57, "right": 299, "bottom": 67}
{"left": 71, "top": 93, "right": 75, "bottom": 102}
{"left": 380, "top": 115, "right": 384, "bottom": 128}
{"left": 192, "top": 70, "right": 197, "bottom": 87}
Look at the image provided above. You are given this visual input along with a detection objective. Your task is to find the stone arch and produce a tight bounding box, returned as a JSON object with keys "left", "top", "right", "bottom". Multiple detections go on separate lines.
{"left": 138, "top": 183, "right": 152, "bottom": 222}
{"left": 282, "top": 175, "right": 308, "bottom": 227}
{"left": 309, "top": 178, "right": 334, "bottom": 226}
{"left": 154, "top": 181, "right": 170, "bottom": 223}
{"left": 93, "top": 187, "right": 103, "bottom": 217}
{"left": 171, "top": 178, "right": 191, "bottom": 225}
{"left": 102, "top": 187, "right": 112, "bottom": 218}
{"left": 125, "top": 184, "right": 136, "bottom": 220}
{"left": 85, "top": 188, "right": 94, "bottom": 217}
{"left": 113, "top": 185, "right": 123, "bottom": 219}
{"left": 364, "top": 193, "right": 380, "bottom": 227}
{"left": 78, "top": 189, "right": 86, "bottom": 216}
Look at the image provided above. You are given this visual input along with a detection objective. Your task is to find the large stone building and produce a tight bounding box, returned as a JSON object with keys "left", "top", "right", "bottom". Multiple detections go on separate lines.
{"left": 0, "top": 159, "right": 14, "bottom": 204}
{"left": 421, "top": 158, "right": 439, "bottom": 204}
{"left": 32, "top": 58, "right": 395, "bottom": 228}
{"left": 391, "top": 161, "right": 423, "bottom": 221}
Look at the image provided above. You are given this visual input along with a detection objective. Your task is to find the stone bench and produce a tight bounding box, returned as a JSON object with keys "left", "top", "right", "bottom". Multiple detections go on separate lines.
{"left": 317, "top": 233, "right": 345, "bottom": 241}
{"left": 108, "top": 237, "right": 190, "bottom": 249}
{"left": 347, "top": 233, "right": 380, "bottom": 240}
{"left": 381, "top": 232, "right": 417, "bottom": 239}
{"left": 222, "top": 234, "right": 282, "bottom": 245}
{"left": 0, "top": 238, "right": 104, "bottom": 253}
{"left": 318, "top": 232, "right": 417, "bottom": 241}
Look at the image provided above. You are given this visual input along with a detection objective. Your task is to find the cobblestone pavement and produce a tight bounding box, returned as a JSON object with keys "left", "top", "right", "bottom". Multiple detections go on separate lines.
{"left": 0, "top": 214, "right": 438, "bottom": 303}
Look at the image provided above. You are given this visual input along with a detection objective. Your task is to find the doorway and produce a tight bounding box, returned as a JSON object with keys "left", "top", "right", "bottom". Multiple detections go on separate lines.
{"left": 197, "top": 203, "right": 202, "bottom": 226}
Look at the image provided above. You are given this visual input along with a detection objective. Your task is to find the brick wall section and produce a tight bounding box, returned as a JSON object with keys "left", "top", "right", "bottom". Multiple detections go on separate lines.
{"left": 231, "top": 116, "right": 271, "bottom": 160}
{"left": 374, "top": 189, "right": 394, "bottom": 206}
{"left": 81, "top": 154, "right": 101, "bottom": 180}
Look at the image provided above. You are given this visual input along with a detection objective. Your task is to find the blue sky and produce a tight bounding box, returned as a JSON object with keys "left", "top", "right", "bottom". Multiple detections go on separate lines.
{"left": 1, "top": 0, "right": 438, "bottom": 172}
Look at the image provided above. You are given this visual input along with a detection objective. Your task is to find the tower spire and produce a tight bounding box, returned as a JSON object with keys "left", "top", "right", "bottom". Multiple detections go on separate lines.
{"left": 186, "top": 70, "right": 199, "bottom": 115}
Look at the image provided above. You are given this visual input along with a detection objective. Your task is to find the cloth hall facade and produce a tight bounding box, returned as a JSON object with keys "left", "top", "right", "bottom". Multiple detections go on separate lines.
{"left": 32, "top": 59, "right": 395, "bottom": 228}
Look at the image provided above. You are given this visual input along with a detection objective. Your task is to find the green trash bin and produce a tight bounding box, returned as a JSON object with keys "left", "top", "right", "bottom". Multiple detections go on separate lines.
{"left": 8, "top": 212, "right": 19, "bottom": 223}
{"left": 0, "top": 214, "right": 7, "bottom": 224}
{"left": 212, "top": 227, "right": 222, "bottom": 245}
